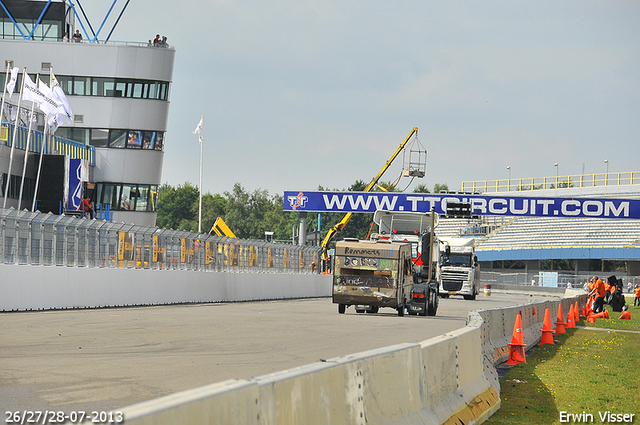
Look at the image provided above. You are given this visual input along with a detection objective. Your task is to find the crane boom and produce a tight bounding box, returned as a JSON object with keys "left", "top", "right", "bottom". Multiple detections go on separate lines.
{"left": 321, "top": 127, "right": 419, "bottom": 257}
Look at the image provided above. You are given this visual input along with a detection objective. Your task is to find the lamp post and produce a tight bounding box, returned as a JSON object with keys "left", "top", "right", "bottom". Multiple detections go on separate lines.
{"left": 507, "top": 166, "right": 511, "bottom": 191}
{"left": 554, "top": 163, "right": 558, "bottom": 177}
{"left": 605, "top": 159, "right": 609, "bottom": 185}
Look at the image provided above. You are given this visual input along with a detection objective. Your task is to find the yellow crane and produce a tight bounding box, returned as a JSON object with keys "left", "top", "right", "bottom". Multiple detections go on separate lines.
{"left": 321, "top": 127, "right": 420, "bottom": 262}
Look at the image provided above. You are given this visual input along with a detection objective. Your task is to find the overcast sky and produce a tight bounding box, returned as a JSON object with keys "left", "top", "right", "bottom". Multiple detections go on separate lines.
{"left": 86, "top": 1, "right": 639, "bottom": 197}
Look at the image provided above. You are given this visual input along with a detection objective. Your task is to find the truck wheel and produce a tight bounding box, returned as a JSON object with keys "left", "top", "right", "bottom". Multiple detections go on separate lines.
{"left": 440, "top": 293, "right": 449, "bottom": 299}
{"left": 338, "top": 304, "right": 346, "bottom": 314}
{"left": 427, "top": 289, "right": 438, "bottom": 316}
{"left": 369, "top": 306, "right": 379, "bottom": 314}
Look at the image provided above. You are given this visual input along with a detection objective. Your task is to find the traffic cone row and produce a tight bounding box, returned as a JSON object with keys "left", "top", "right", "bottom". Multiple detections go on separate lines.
{"left": 539, "top": 308, "right": 554, "bottom": 345}
{"left": 505, "top": 311, "right": 527, "bottom": 365}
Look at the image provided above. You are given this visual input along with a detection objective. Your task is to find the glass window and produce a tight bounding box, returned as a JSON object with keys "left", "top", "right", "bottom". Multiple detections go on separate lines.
{"left": 154, "top": 132, "right": 164, "bottom": 151}
{"left": 100, "top": 184, "right": 119, "bottom": 208}
{"left": 127, "top": 130, "right": 142, "bottom": 149}
{"left": 147, "top": 82, "right": 158, "bottom": 99}
{"left": 57, "top": 75, "right": 72, "bottom": 94}
{"left": 92, "top": 77, "right": 114, "bottom": 97}
{"left": 109, "top": 129, "right": 126, "bottom": 148}
{"left": 69, "top": 128, "right": 89, "bottom": 145}
{"left": 159, "top": 83, "right": 167, "bottom": 100}
{"left": 132, "top": 82, "right": 143, "bottom": 98}
{"left": 120, "top": 184, "right": 136, "bottom": 210}
{"left": 142, "top": 131, "right": 154, "bottom": 149}
{"left": 149, "top": 185, "right": 158, "bottom": 211}
{"left": 136, "top": 185, "right": 150, "bottom": 211}
{"left": 115, "top": 80, "right": 127, "bottom": 97}
{"left": 73, "top": 76, "right": 90, "bottom": 95}
{"left": 90, "top": 129, "right": 109, "bottom": 147}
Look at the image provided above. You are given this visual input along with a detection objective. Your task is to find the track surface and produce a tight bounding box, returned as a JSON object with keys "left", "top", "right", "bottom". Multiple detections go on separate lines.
{"left": 1, "top": 293, "right": 542, "bottom": 412}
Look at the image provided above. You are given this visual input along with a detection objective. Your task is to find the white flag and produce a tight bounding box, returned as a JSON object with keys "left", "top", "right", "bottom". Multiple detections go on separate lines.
{"left": 39, "top": 79, "right": 64, "bottom": 132}
{"left": 50, "top": 70, "right": 73, "bottom": 124}
{"left": 6, "top": 67, "right": 19, "bottom": 98}
{"left": 22, "top": 73, "right": 59, "bottom": 117}
{"left": 193, "top": 115, "right": 204, "bottom": 143}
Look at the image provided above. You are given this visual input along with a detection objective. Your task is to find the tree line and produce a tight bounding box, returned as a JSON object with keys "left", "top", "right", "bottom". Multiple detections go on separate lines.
{"left": 156, "top": 181, "right": 448, "bottom": 244}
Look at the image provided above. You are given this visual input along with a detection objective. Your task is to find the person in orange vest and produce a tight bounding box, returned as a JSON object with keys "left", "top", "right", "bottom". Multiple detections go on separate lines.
{"left": 78, "top": 197, "right": 94, "bottom": 219}
{"left": 635, "top": 285, "right": 640, "bottom": 307}
{"left": 589, "top": 276, "right": 606, "bottom": 314}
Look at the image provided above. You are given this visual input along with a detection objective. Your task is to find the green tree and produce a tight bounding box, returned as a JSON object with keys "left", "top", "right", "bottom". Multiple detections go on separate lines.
{"left": 413, "top": 184, "right": 430, "bottom": 193}
{"left": 156, "top": 182, "right": 199, "bottom": 230}
{"left": 432, "top": 183, "right": 449, "bottom": 193}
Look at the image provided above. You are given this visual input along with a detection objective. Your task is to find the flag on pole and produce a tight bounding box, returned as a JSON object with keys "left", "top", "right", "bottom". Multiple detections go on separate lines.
{"left": 193, "top": 115, "right": 204, "bottom": 143}
{"left": 22, "top": 73, "right": 59, "bottom": 117}
{"left": 50, "top": 70, "right": 73, "bottom": 124}
{"left": 38, "top": 79, "right": 62, "bottom": 132}
{"left": 6, "top": 67, "right": 19, "bottom": 98}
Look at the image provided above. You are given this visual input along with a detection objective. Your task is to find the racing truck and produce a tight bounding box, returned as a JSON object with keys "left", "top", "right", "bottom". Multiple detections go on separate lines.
{"left": 333, "top": 238, "right": 415, "bottom": 316}
{"left": 369, "top": 210, "right": 440, "bottom": 316}
{"left": 438, "top": 237, "right": 480, "bottom": 300}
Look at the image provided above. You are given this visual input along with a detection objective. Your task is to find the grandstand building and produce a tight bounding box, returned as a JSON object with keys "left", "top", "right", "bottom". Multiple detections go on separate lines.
{"left": 437, "top": 177, "right": 640, "bottom": 285}
{"left": 0, "top": 0, "right": 174, "bottom": 226}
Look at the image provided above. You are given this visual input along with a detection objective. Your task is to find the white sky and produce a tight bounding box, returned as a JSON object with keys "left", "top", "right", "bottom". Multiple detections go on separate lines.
{"left": 85, "top": 1, "right": 639, "bottom": 196}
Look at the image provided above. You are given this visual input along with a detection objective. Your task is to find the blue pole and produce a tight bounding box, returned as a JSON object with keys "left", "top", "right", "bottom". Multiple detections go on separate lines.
{"left": 0, "top": 1, "right": 28, "bottom": 40}
{"left": 27, "top": 0, "right": 52, "bottom": 40}
{"left": 92, "top": 0, "right": 118, "bottom": 43}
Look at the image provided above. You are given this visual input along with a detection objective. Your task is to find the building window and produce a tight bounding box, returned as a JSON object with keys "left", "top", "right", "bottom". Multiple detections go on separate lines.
{"left": 96, "top": 182, "right": 158, "bottom": 212}
{"left": 90, "top": 129, "right": 109, "bottom": 147}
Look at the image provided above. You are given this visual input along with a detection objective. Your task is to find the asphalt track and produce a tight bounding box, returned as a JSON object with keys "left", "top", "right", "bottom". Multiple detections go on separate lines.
{"left": 0, "top": 293, "right": 544, "bottom": 413}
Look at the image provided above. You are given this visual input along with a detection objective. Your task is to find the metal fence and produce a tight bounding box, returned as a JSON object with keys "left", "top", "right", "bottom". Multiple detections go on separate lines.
{"left": 0, "top": 208, "right": 321, "bottom": 273}
{"left": 482, "top": 270, "right": 640, "bottom": 291}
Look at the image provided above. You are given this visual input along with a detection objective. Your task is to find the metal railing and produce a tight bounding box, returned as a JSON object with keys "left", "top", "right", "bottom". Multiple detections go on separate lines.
{"left": 0, "top": 208, "right": 320, "bottom": 273}
{"left": 461, "top": 172, "right": 640, "bottom": 193}
{"left": 482, "top": 270, "right": 640, "bottom": 289}
{"left": 1, "top": 122, "right": 96, "bottom": 166}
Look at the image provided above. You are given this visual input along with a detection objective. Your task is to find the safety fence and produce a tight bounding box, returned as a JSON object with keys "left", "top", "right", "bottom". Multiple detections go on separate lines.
{"left": 482, "top": 270, "right": 640, "bottom": 289}
{"left": 462, "top": 171, "right": 640, "bottom": 193}
{"left": 0, "top": 208, "right": 320, "bottom": 274}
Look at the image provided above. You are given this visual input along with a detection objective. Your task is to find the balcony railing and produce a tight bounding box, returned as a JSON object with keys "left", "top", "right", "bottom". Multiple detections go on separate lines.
{"left": 1, "top": 122, "right": 95, "bottom": 166}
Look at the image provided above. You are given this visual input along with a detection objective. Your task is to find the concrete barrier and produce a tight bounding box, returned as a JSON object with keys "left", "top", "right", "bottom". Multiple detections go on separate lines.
{"left": 95, "top": 293, "right": 589, "bottom": 424}
{"left": 0, "top": 264, "right": 331, "bottom": 311}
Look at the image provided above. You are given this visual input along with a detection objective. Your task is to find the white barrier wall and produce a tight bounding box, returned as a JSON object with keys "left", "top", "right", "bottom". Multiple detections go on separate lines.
{"left": 117, "top": 293, "right": 587, "bottom": 425}
{"left": 0, "top": 265, "right": 331, "bottom": 311}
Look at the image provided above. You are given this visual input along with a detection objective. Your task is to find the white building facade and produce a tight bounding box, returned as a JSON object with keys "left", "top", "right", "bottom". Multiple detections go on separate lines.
{"left": 1, "top": 0, "right": 175, "bottom": 226}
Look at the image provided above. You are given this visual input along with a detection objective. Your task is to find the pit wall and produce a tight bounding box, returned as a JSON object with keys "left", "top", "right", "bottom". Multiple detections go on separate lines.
{"left": 0, "top": 265, "right": 330, "bottom": 311}
{"left": 117, "top": 294, "right": 587, "bottom": 425}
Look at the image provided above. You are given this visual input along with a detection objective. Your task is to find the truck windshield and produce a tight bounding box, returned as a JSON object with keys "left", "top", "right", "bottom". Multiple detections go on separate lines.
{"left": 441, "top": 253, "right": 472, "bottom": 267}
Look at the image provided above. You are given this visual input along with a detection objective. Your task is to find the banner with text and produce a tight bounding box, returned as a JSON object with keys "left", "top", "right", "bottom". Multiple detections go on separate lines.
{"left": 283, "top": 191, "right": 640, "bottom": 219}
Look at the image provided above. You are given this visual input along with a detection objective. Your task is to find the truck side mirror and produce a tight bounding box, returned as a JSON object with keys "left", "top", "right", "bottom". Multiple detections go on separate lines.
{"left": 445, "top": 245, "right": 451, "bottom": 255}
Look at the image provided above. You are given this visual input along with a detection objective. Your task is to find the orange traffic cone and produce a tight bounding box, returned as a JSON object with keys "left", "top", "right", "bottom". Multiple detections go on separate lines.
{"left": 581, "top": 305, "right": 587, "bottom": 318}
{"left": 566, "top": 304, "right": 575, "bottom": 329}
{"left": 587, "top": 314, "right": 596, "bottom": 323}
{"left": 619, "top": 311, "right": 631, "bottom": 320}
{"left": 574, "top": 301, "right": 580, "bottom": 323}
{"left": 504, "top": 312, "right": 527, "bottom": 365}
{"left": 586, "top": 297, "right": 593, "bottom": 314}
{"left": 532, "top": 307, "right": 536, "bottom": 315}
{"left": 555, "top": 305, "right": 566, "bottom": 334}
{"left": 589, "top": 310, "right": 610, "bottom": 320}
{"left": 539, "top": 308, "right": 554, "bottom": 345}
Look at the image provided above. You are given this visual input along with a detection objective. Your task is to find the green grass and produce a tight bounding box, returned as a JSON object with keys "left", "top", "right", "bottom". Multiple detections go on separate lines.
{"left": 485, "top": 303, "right": 640, "bottom": 425}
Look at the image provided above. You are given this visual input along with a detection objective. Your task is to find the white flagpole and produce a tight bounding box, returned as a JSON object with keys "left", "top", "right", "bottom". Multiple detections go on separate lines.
{"left": 198, "top": 115, "right": 203, "bottom": 233}
{"left": 32, "top": 117, "right": 48, "bottom": 212}
{"left": 18, "top": 73, "right": 38, "bottom": 210}
{"left": 3, "top": 67, "right": 27, "bottom": 209}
